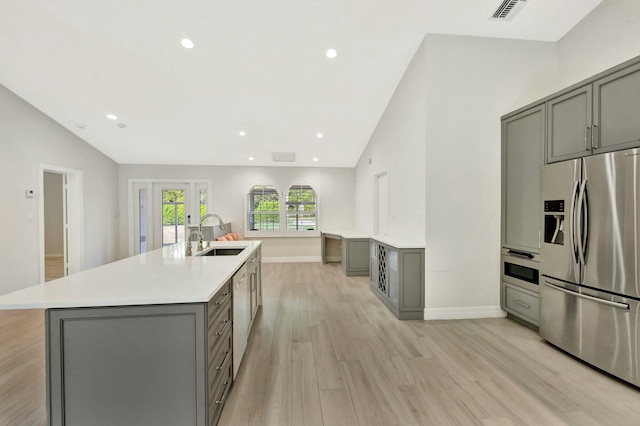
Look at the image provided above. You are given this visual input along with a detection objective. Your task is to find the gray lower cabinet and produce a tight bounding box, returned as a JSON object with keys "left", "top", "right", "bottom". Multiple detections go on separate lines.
{"left": 502, "top": 282, "right": 539, "bottom": 326}
{"left": 46, "top": 281, "right": 234, "bottom": 426}
{"left": 369, "top": 239, "right": 424, "bottom": 320}
{"left": 321, "top": 232, "right": 370, "bottom": 276}
{"left": 502, "top": 104, "right": 545, "bottom": 253}
{"left": 341, "top": 238, "right": 370, "bottom": 276}
{"left": 547, "top": 60, "right": 640, "bottom": 163}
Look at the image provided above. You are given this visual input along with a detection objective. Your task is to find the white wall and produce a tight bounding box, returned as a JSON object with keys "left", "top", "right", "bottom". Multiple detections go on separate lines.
{"left": 118, "top": 165, "right": 355, "bottom": 260}
{"left": 355, "top": 34, "right": 558, "bottom": 319}
{"left": 558, "top": 0, "right": 640, "bottom": 87}
{"left": 354, "top": 37, "right": 427, "bottom": 242}
{"left": 422, "top": 34, "right": 557, "bottom": 316}
{"left": 0, "top": 84, "right": 119, "bottom": 295}
{"left": 44, "top": 172, "right": 64, "bottom": 256}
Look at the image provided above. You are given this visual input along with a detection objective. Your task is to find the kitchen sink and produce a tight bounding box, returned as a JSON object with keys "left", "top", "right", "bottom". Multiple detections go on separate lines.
{"left": 200, "top": 248, "right": 244, "bottom": 256}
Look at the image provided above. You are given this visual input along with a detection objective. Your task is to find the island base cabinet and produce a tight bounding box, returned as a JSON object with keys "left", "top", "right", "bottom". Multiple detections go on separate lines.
{"left": 46, "top": 280, "right": 236, "bottom": 426}
{"left": 46, "top": 304, "right": 208, "bottom": 426}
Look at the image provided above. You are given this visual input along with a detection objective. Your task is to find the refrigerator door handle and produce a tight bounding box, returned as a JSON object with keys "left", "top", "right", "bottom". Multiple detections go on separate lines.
{"left": 543, "top": 281, "right": 629, "bottom": 310}
{"left": 569, "top": 180, "right": 580, "bottom": 266}
{"left": 577, "top": 180, "right": 589, "bottom": 265}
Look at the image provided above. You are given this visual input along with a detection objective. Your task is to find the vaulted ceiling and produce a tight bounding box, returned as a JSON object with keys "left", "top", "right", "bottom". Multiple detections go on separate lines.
{"left": 0, "top": 0, "right": 602, "bottom": 167}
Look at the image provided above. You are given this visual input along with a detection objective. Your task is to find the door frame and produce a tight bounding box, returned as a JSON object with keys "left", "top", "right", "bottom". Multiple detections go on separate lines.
{"left": 39, "top": 164, "right": 84, "bottom": 283}
{"left": 127, "top": 179, "right": 212, "bottom": 256}
{"left": 373, "top": 169, "right": 389, "bottom": 236}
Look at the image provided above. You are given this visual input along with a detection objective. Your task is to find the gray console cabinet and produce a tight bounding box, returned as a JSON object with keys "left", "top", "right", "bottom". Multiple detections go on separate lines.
{"left": 321, "top": 231, "right": 370, "bottom": 276}
{"left": 501, "top": 104, "right": 545, "bottom": 253}
{"left": 547, "top": 61, "right": 640, "bottom": 163}
{"left": 369, "top": 239, "right": 424, "bottom": 320}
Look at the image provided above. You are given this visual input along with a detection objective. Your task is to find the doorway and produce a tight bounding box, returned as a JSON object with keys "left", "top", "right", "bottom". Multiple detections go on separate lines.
{"left": 374, "top": 170, "right": 389, "bottom": 236}
{"left": 39, "top": 164, "right": 84, "bottom": 283}
{"left": 129, "top": 180, "right": 211, "bottom": 255}
{"left": 153, "top": 184, "right": 188, "bottom": 249}
{"left": 43, "top": 172, "right": 64, "bottom": 281}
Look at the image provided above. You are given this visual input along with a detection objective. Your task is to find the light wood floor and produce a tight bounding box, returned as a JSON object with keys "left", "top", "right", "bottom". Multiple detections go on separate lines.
{"left": 44, "top": 256, "right": 64, "bottom": 282}
{"left": 2, "top": 263, "right": 640, "bottom": 425}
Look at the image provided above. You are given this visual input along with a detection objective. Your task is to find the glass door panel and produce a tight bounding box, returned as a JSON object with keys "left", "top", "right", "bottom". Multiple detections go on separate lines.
{"left": 162, "top": 189, "right": 185, "bottom": 246}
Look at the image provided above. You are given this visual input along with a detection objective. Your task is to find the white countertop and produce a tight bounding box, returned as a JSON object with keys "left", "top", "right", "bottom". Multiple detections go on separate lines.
{"left": 322, "top": 230, "right": 370, "bottom": 239}
{"left": 0, "top": 240, "right": 261, "bottom": 310}
{"left": 371, "top": 235, "right": 424, "bottom": 249}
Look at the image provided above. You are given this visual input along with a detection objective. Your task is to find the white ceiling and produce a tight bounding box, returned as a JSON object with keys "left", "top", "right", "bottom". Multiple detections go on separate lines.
{"left": 0, "top": 0, "right": 602, "bottom": 167}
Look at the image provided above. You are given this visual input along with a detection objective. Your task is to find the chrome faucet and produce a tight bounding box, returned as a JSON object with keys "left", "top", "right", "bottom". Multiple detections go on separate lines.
{"left": 185, "top": 230, "right": 204, "bottom": 256}
{"left": 199, "top": 213, "right": 226, "bottom": 249}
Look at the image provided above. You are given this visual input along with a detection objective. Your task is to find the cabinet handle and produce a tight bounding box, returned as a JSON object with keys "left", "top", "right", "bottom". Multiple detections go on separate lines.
{"left": 215, "top": 293, "right": 230, "bottom": 306}
{"left": 215, "top": 382, "right": 230, "bottom": 404}
{"left": 512, "top": 298, "right": 531, "bottom": 309}
{"left": 215, "top": 320, "right": 230, "bottom": 336}
{"left": 584, "top": 126, "right": 591, "bottom": 151}
{"left": 216, "top": 350, "right": 230, "bottom": 370}
{"left": 592, "top": 124, "right": 598, "bottom": 150}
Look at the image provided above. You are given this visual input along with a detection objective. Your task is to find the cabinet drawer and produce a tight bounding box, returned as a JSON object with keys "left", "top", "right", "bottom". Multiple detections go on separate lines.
{"left": 504, "top": 284, "right": 540, "bottom": 324}
{"left": 209, "top": 345, "right": 233, "bottom": 425}
{"left": 208, "top": 326, "right": 232, "bottom": 388}
{"left": 208, "top": 281, "right": 231, "bottom": 326}
{"left": 208, "top": 299, "right": 231, "bottom": 351}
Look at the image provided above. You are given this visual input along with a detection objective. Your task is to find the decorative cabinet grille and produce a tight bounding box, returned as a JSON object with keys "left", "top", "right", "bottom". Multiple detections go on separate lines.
{"left": 377, "top": 244, "right": 387, "bottom": 294}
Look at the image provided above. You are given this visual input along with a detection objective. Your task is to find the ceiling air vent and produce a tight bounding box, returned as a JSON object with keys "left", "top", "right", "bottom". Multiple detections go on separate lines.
{"left": 272, "top": 152, "right": 296, "bottom": 162}
{"left": 490, "top": 0, "right": 528, "bottom": 21}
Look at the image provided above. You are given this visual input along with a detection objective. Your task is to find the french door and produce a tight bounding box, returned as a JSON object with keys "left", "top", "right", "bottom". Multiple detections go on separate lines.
{"left": 131, "top": 180, "right": 211, "bottom": 255}
{"left": 154, "top": 184, "right": 189, "bottom": 249}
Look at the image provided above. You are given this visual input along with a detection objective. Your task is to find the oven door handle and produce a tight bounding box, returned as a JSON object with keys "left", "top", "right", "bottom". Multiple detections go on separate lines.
{"left": 543, "top": 281, "right": 629, "bottom": 310}
{"left": 506, "top": 250, "right": 534, "bottom": 260}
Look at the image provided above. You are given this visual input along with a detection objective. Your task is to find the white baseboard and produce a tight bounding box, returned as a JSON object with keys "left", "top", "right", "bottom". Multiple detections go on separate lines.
{"left": 262, "top": 256, "right": 322, "bottom": 264}
{"left": 45, "top": 254, "right": 64, "bottom": 259}
{"left": 424, "top": 306, "right": 506, "bottom": 320}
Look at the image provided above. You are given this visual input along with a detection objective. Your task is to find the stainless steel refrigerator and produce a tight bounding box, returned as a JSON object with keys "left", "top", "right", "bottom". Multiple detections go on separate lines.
{"left": 540, "top": 148, "right": 640, "bottom": 387}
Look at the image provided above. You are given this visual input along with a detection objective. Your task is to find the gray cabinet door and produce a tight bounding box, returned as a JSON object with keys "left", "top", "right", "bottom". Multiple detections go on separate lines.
{"left": 369, "top": 241, "right": 378, "bottom": 289}
{"left": 593, "top": 63, "right": 640, "bottom": 153}
{"left": 502, "top": 105, "right": 545, "bottom": 253}
{"left": 547, "top": 85, "right": 593, "bottom": 163}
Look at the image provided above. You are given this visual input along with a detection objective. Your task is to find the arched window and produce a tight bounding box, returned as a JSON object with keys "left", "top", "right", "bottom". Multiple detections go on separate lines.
{"left": 246, "top": 185, "right": 280, "bottom": 232}
{"left": 285, "top": 184, "right": 318, "bottom": 232}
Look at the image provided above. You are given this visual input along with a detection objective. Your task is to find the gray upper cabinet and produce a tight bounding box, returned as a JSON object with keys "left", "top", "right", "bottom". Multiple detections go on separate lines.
{"left": 593, "top": 63, "right": 640, "bottom": 153}
{"left": 546, "top": 60, "right": 640, "bottom": 163}
{"left": 547, "top": 85, "right": 592, "bottom": 163}
{"left": 502, "top": 104, "right": 545, "bottom": 253}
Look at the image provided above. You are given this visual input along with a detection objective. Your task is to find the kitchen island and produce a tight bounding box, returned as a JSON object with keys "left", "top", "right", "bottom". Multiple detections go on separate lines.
{"left": 0, "top": 240, "right": 262, "bottom": 426}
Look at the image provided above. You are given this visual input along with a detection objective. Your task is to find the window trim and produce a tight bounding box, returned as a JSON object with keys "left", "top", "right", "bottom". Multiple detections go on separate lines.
{"left": 284, "top": 183, "right": 319, "bottom": 237}
{"left": 243, "top": 180, "right": 320, "bottom": 238}
{"left": 244, "top": 181, "right": 283, "bottom": 238}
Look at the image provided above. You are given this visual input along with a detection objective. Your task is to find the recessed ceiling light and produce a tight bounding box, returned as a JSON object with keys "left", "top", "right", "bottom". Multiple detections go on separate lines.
{"left": 106, "top": 114, "right": 118, "bottom": 120}
{"left": 248, "top": 157, "right": 254, "bottom": 161}
{"left": 313, "top": 157, "right": 319, "bottom": 162}
{"left": 239, "top": 130, "right": 246, "bottom": 136}
{"left": 181, "top": 38, "right": 194, "bottom": 49}
{"left": 316, "top": 132, "right": 323, "bottom": 139}
{"left": 325, "top": 48, "right": 337, "bottom": 59}
{"left": 117, "top": 123, "right": 126, "bottom": 128}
